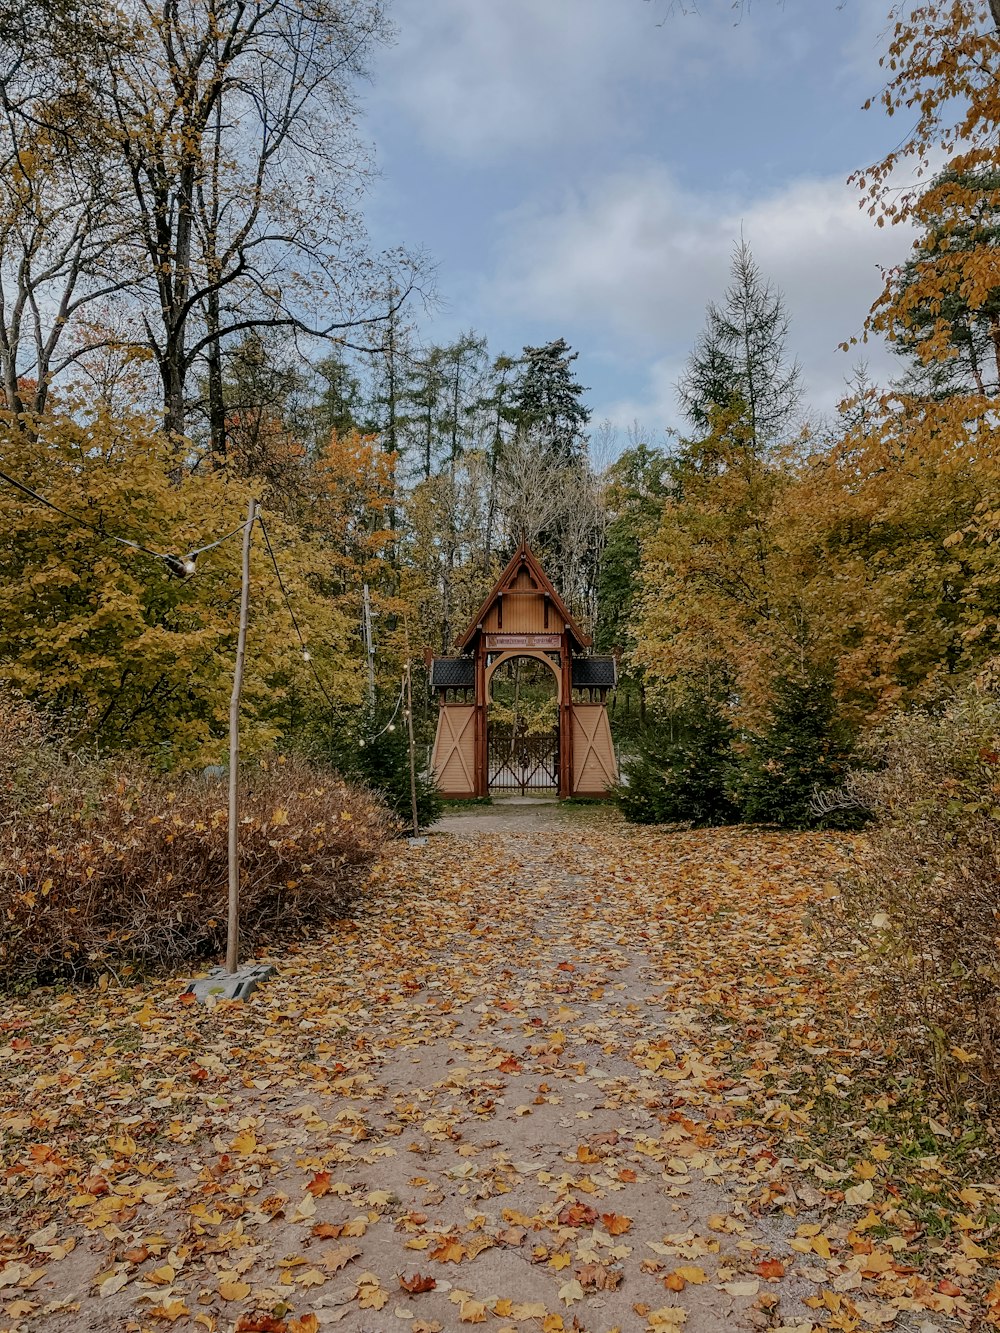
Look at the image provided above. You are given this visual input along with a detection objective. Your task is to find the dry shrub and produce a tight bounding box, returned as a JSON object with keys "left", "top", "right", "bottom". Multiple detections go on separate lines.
{"left": 843, "top": 687, "right": 1000, "bottom": 1106}
{"left": 0, "top": 695, "right": 397, "bottom": 988}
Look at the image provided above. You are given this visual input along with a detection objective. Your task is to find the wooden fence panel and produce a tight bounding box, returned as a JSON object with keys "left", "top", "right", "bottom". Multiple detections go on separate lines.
{"left": 570, "top": 704, "right": 618, "bottom": 796}
{"left": 431, "top": 705, "right": 477, "bottom": 797}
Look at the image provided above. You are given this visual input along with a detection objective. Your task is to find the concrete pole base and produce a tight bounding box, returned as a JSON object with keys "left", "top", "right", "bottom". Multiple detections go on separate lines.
{"left": 183, "top": 962, "right": 276, "bottom": 1004}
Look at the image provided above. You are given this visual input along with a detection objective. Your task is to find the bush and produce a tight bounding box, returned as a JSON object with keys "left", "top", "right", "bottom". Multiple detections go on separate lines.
{"left": 351, "top": 726, "right": 442, "bottom": 833}
{"left": 618, "top": 691, "right": 738, "bottom": 826}
{"left": 310, "top": 705, "right": 442, "bottom": 833}
{"left": 842, "top": 686, "right": 1000, "bottom": 1105}
{"left": 0, "top": 697, "right": 397, "bottom": 988}
{"left": 734, "top": 674, "right": 857, "bottom": 829}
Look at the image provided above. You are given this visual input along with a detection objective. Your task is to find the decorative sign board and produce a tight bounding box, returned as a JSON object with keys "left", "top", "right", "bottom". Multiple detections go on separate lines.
{"left": 484, "top": 633, "right": 562, "bottom": 650}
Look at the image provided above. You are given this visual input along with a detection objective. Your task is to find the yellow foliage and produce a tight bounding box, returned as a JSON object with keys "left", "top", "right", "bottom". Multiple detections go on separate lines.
{"left": 0, "top": 407, "right": 363, "bottom": 764}
{"left": 631, "top": 393, "right": 1000, "bottom": 724}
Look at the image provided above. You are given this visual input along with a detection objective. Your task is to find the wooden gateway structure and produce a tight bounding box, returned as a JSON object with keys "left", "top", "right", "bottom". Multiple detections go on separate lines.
{"left": 429, "top": 543, "right": 618, "bottom": 799}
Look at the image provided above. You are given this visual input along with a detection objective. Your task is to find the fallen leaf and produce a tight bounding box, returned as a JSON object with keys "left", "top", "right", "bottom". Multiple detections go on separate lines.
{"left": 399, "top": 1273, "right": 436, "bottom": 1293}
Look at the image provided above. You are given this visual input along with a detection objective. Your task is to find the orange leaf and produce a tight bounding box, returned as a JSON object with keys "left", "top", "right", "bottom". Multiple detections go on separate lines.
{"left": 429, "top": 1238, "right": 465, "bottom": 1263}
{"left": 557, "top": 1202, "right": 598, "bottom": 1227}
{"left": 399, "top": 1273, "right": 436, "bottom": 1293}
{"left": 311, "top": 1223, "right": 341, "bottom": 1239}
{"left": 288, "top": 1318, "right": 319, "bottom": 1333}
{"left": 306, "top": 1171, "right": 332, "bottom": 1197}
{"left": 756, "top": 1259, "right": 785, "bottom": 1280}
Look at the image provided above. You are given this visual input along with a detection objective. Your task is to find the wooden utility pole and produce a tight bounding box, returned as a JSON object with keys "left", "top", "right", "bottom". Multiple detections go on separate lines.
{"left": 362, "top": 582, "right": 376, "bottom": 712}
{"left": 405, "top": 659, "right": 419, "bottom": 838}
{"left": 226, "top": 497, "right": 257, "bottom": 974}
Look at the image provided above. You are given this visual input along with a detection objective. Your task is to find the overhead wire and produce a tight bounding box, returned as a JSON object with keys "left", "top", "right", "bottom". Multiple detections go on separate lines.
{"left": 365, "top": 676, "right": 405, "bottom": 743}
{"left": 0, "top": 465, "right": 249, "bottom": 574}
{"left": 257, "top": 514, "right": 337, "bottom": 711}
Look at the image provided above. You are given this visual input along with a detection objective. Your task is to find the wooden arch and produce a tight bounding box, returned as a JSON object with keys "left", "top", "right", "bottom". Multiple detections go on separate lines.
{"left": 429, "top": 542, "right": 618, "bottom": 799}
{"left": 484, "top": 649, "right": 562, "bottom": 698}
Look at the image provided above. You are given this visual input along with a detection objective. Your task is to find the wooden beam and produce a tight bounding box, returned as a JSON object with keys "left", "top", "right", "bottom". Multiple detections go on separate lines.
{"left": 560, "top": 638, "right": 573, "bottom": 799}
{"left": 475, "top": 646, "right": 488, "bottom": 797}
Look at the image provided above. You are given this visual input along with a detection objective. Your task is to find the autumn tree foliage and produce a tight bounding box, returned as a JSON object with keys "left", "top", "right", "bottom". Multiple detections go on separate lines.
{"left": 0, "top": 405, "right": 391, "bottom": 765}
{"left": 858, "top": 4, "right": 1000, "bottom": 385}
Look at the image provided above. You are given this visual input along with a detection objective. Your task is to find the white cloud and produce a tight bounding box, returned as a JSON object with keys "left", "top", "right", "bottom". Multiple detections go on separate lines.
{"left": 374, "top": 0, "right": 770, "bottom": 160}
{"left": 483, "top": 163, "right": 915, "bottom": 429}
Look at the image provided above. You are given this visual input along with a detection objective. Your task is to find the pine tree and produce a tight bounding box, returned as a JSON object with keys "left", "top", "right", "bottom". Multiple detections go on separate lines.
{"left": 618, "top": 690, "right": 737, "bottom": 827}
{"left": 511, "top": 337, "right": 590, "bottom": 462}
{"left": 734, "top": 674, "right": 857, "bottom": 829}
{"left": 312, "top": 353, "right": 364, "bottom": 443}
{"left": 351, "top": 725, "right": 442, "bottom": 833}
{"left": 401, "top": 344, "right": 447, "bottom": 481}
{"left": 678, "top": 239, "right": 801, "bottom": 452}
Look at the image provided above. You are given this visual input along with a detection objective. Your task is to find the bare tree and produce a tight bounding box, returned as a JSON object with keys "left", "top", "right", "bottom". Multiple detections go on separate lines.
{"left": 494, "top": 430, "right": 607, "bottom": 623}
{"left": 86, "top": 0, "right": 419, "bottom": 443}
{"left": 0, "top": 6, "right": 136, "bottom": 421}
{"left": 0, "top": 0, "right": 424, "bottom": 441}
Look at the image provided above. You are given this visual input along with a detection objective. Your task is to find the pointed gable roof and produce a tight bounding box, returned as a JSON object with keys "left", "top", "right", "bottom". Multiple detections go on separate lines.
{"left": 455, "top": 541, "right": 591, "bottom": 653}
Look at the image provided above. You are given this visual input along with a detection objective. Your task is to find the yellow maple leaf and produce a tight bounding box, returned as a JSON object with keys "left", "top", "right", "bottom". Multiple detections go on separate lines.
{"left": 218, "top": 1280, "right": 251, "bottom": 1301}
{"left": 149, "top": 1300, "right": 190, "bottom": 1323}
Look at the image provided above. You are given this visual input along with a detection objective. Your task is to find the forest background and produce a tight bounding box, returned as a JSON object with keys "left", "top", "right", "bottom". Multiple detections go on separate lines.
{"left": 2, "top": 0, "right": 1000, "bottom": 827}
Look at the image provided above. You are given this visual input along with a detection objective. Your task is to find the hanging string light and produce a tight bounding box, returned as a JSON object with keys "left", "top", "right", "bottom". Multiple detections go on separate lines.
{"left": 257, "top": 515, "right": 337, "bottom": 710}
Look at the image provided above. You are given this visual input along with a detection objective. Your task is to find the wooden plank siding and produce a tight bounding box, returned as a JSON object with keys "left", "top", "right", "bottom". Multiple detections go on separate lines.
{"left": 431, "top": 705, "right": 477, "bottom": 797}
{"left": 571, "top": 704, "right": 618, "bottom": 795}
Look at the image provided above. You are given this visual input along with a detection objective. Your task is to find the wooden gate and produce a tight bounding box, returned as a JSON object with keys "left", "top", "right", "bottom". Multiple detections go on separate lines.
{"left": 430, "top": 542, "right": 617, "bottom": 799}
{"left": 488, "top": 729, "right": 559, "bottom": 795}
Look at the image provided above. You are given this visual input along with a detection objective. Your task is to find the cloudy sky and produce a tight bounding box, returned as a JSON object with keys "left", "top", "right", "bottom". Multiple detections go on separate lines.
{"left": 361, "top": 0, "right": 913, "bottom": 441}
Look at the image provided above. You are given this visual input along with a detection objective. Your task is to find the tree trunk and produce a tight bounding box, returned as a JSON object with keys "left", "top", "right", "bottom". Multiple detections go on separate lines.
{"left": 990, "top": 311, "right": 1000, "bottom": 392}
{"left": 206, "top": 286, "right": 226, "bottom": 455}
{"left": 161, "top": 345, "right": 186, "bottom": 440}
{"left": 227, "top": 496, "right": 257, "bottom": 975}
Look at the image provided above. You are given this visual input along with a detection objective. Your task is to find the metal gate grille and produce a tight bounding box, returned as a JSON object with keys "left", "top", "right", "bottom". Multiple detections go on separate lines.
{"left": 488, "top": 730, "right": 559, "bottom": 795}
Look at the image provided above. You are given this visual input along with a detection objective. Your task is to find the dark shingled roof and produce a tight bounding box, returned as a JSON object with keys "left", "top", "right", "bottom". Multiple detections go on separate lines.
{"left": 572, "top": 656, "right": 617, "bottom": 689}
{"left": 430, "top": 657, "right": 475, "bottom": 689}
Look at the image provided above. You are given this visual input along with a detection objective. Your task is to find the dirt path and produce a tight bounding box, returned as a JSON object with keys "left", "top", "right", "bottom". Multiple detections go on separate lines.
{"left": 1, "top": 815, "right": 988, "bottom": 1333}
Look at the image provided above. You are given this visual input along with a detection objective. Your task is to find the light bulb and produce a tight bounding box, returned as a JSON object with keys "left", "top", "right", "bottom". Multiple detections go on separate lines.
{"left": 388, "top": 723, "right": 396, "bottom": 732}
{"left": 302, "top": 650, "right": 311, "bottom": 662}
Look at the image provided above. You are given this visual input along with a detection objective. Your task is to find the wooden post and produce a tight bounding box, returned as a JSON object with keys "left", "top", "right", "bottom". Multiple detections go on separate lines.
{"left": 475, "top": 645, "right": 487, "bottom": 797}
{"left": 362, "top": 582, "right": 376, "bottom": 712}
{"left": 560, "top": 635, "right": 573, "bottom": 799}
{"left": 226, "top": 497, "right": 256, "bottom": 975}
{"left": 405, "top": 660, "right": 419, "bottom": 837}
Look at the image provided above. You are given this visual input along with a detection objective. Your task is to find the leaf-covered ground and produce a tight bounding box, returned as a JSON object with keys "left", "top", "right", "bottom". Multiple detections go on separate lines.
{"left": 1, "top": 812, "right": 998, "bottom": 1333}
